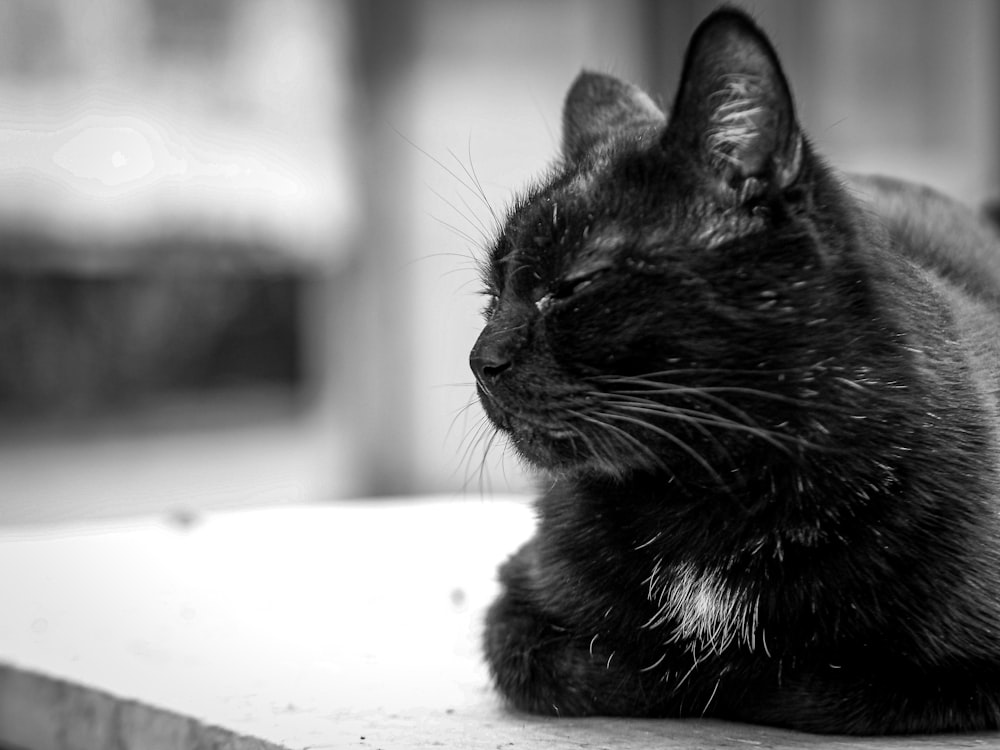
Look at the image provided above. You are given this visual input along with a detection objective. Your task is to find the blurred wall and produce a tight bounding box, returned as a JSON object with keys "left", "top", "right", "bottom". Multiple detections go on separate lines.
{"left": 0, "top": 0, "right": 997, "bottom": 522}
{"left": 0, "top": 0, "right": 361, "bottom": 524}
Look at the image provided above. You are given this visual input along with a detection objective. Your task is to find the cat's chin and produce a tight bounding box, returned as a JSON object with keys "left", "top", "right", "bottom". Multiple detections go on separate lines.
{"left": 506, "top": 428, "right": 635, "bottom": 480}
{"left": 499, "top": 424, "right": 584, "bottom": 470}
{"left": 479, "top": 393, "right": 640, "bottom": 478}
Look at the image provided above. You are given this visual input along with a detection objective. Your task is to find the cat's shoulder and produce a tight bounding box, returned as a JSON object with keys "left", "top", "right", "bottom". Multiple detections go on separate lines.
{"left": 845, "top": 173, "right": 1000, "bottom": 302}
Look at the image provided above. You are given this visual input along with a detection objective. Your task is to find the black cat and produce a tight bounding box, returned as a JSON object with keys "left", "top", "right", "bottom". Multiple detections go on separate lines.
{"left": 469, "top": 6, "right": 1000, "bottom": 736}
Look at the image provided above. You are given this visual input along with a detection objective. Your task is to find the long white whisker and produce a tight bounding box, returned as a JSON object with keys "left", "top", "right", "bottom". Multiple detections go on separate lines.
{"left": 454, "top": 189, "right": 497, "bottom": 245}
{"left": 573, "top": 410, "right": 670, "bottom": 476}
{"left": 393, "top": 126, "right": 488, "bottom": 208}
{"left": 602, "top": 397, "right": 797, "bottom": 454}
{"left": 596, "top": 377, "right": 816, "bottom": 410}
{"left": 451, "top": 140, "right": 503, "bottom": 233}
{"left": 447, "top": 392, "right": 485, "bottom": 447}
{"left": 599, "top": 399, "right": 742, "bottom": 467}
{"left": 566, "top": 409, "right": 638, "bottom": 478}
{"left": 425, "top": 207, "right": 489, "bottom": 249}
{"left": 594, "top": 410, "right": 724, "bottom": 486}
{"left": 474, "top": 425, "right": 503, "bottom": 496}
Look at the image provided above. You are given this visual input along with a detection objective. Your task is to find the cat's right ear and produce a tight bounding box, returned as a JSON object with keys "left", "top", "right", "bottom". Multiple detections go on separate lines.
{"left": 562, "top": 71, "right": 665, "bottom": 163}
{"left": 669, "top": 9, "right": 802, "bottom": 199}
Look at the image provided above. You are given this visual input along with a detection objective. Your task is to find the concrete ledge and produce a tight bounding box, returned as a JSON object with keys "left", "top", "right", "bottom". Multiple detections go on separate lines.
{"left": 0, "top": 665, "right": 282, "bottom": 750}
{"left": 1, "top": 497, "right": 998, "bottom": 749}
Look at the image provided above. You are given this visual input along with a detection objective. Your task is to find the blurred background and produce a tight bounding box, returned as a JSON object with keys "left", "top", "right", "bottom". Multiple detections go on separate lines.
{"left": 0, "top": 0, "right": 996, "bottom": 525}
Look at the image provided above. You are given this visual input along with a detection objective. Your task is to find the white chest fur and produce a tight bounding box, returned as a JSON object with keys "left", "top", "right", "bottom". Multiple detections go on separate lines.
{"left": 643, "top": 560, "right": 762, "bottom": 655}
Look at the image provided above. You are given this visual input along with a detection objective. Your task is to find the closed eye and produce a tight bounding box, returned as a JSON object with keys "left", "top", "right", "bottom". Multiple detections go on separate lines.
{"left": 553, "top": 275, "right": 596, "bottom": 299}
{"left": 536, "top": 270, "right": 603, "bottom": 312}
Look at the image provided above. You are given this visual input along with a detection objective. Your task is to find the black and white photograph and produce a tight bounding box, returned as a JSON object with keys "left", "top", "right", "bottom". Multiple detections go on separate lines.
{"left": 0, "top": 1, "right": 998, "bottom": 748}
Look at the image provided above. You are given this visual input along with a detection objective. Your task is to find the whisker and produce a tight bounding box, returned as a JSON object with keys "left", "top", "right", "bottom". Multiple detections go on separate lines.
{"left": 393, "top": 126, "right": 488, "bottom": 209}
{"left": 395, "top": 128, "right": 504, "bottom": 265}
{"left": 457, "top": 415, "right": 491, "bottom": 485}
{"left": 602, "top": 365, "right": 806, "bottom": 380}
{"left": 604, "top": 398, "right": 725, "bottom": 441}
{"left": 412, "top": 249, "right": 481, "bottom": 264}
{"left": 602, "top": 399, "right": 742, "bottom": 467}
{"left": 588, "top": 373, "right": 831, "bottom": 451}
{"left": 602, "top": 396, "right": 798, "bottom": 454}
{"left": 577, "top": 410, "right": 676, "bottom": 478}
{"left": 565, "top": 409, "right": 630, "bottom": 477}
{"left": 425, "top": 209, "right": 488, "bottom": 249}
{"left": 426, "top": 185, "right": 493, "bottom": 247}
{"left": 434, "top": 381, "right": 478, "bottom": 390}
{"left": 473, "top": 423, "right": 503, "bottom": 497}
{"left": 594, "top": 410, "right": 725, "bottom": 486}
{"left": 455, "top": 189, "right": 497, "bottom": 245}
{"left": 446, "top": 392, "right": 484, "bottom": 446}
{"left": 450, "top": 140, "right": 503, "bottom": 232}
{"left": 594, "top": 375, "right": 820, "bottom": 410}
{"left": 484, "top": 321, "right": 529, "bottom": 339}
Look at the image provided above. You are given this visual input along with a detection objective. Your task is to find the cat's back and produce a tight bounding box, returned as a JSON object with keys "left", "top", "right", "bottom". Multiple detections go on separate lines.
{"left": 848, "top": 174, "right": 1000, "bottom": 417}
{"left": 848, "top": 173, "right": 1000, "bottom": 304}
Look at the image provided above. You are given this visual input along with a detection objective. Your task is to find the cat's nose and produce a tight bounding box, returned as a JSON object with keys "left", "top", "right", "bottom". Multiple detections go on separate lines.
{"left": 470, "top": 335, "right": 513, "bottom": 385}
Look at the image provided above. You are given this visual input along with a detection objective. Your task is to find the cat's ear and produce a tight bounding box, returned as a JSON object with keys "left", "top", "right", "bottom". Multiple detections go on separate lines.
{"left": 669, "top": 9, "right": 802, "bottom": 196}
{"left": 562, "top": 71, "right": 665, "bottom": 163}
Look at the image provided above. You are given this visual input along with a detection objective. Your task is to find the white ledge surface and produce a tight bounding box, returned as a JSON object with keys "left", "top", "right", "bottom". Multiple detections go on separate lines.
{"left": 0, "top": 496, "right": 994, "bottom": 749}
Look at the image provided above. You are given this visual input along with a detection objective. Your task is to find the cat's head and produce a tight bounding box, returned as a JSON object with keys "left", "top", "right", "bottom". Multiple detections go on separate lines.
{"left": 470, "top": 8, "right": 864, "bottom": 480}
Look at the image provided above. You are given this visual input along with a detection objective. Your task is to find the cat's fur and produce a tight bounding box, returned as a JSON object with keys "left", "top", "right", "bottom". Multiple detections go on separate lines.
{"left": 469, "top": 7, "right": 1000, "bottom": 735}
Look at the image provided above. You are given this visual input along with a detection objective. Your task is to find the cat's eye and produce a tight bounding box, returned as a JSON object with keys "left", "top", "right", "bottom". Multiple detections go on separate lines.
{"left": 554, "top": 275, "right": 595, "bottom": 299}
{"left": 535, "top": 271, "right": 600, "bottom": 313}
{"left": 557, "top": 263, "right": 611, "bottom": 297}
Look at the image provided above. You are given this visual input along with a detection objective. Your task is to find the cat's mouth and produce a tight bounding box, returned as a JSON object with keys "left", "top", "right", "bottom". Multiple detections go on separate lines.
{"left": 478, "top": 392, "right": 559, "bottom": 436}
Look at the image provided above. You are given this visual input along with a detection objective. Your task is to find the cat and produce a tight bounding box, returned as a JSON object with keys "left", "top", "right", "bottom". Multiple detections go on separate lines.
{"left": 469, "top": 6, "right": 1000, "bottom": 736}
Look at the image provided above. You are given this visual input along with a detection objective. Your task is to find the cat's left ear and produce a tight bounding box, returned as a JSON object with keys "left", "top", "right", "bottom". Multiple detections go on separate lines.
{"left": 562, "top": 71, "right": 666, "bottom": 163}
{"left": 669, "top": 9, "right": 802, "bottom": 197}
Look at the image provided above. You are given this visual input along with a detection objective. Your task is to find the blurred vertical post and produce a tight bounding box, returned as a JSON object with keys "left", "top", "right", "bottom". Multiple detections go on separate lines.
{"left": 347, "top": 0, "right": 420, "bottom": 495}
